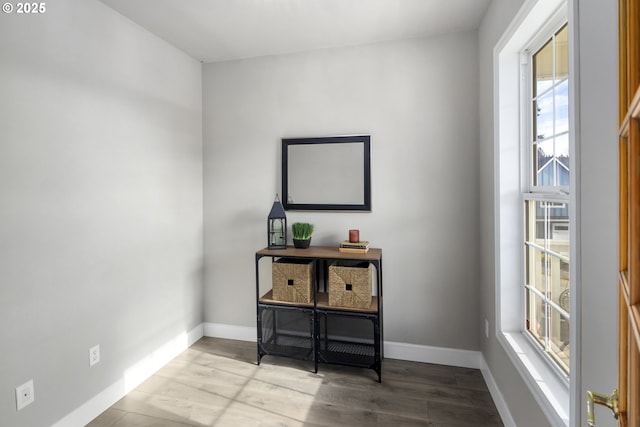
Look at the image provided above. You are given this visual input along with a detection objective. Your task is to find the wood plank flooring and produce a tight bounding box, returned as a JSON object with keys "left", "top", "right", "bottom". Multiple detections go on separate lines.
{"left": 87, "top": 337, "right": 503, "bottom": 427}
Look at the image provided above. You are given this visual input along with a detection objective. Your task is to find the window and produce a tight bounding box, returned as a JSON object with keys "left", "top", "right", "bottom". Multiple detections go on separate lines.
{"left": 524, "top": 24, "right": 570, "bottom": 377}
{"left": 494, "top": 1, "right": 573, "bottom": 424}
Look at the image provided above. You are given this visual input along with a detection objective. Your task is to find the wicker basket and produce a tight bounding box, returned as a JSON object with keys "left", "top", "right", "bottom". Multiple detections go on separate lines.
{"left": 328, "top": 261, "right": 372, "bottom": 309}
{"left": 272, "top": 258, "right": 314, "bottom": 303}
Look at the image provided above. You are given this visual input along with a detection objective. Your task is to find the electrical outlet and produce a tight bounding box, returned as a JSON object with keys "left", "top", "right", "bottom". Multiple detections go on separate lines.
{"left": 485, "top": 319, "right": 490, "bottom": 338}
{"left": 16, "top": 379, "right": 34, "bottom": 411}
{"left": 89, "top": 345, "right": 100, "bottom": 367}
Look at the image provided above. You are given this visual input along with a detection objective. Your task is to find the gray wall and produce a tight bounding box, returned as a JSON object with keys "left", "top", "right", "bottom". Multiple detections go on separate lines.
{"left": 0, "top": 0, "right": 203, "bottom": 425}
{"left": 203, "top": 32, "right": 482, "bottom": 350}
{"left": 478, "top": 3, "right": 551, "bottom": 426}
{"left": 479, "top": 0, "right": 619, "bottom": 426}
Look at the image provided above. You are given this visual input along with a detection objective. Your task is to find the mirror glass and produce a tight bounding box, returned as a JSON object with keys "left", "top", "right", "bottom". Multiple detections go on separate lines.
{"left": 282, "top": 136, "right": 371, "bottom": 211}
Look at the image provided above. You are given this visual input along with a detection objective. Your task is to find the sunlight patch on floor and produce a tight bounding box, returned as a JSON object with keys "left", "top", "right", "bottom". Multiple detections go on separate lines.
{"left": 123, "top": 343, "right": 325, "bottom": 426}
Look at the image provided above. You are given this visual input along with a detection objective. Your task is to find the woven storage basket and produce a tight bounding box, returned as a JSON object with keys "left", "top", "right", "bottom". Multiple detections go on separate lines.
{"left": 272, "top": 258, "right": 314, "bottom": 303}
{"left": 328, "top": 261, "right": 372, "bottom": 309}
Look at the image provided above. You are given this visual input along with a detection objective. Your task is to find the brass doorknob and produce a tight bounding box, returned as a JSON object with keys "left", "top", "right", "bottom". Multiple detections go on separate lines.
{"left": 587, "top": 389, "right": 619, "bottom": 426}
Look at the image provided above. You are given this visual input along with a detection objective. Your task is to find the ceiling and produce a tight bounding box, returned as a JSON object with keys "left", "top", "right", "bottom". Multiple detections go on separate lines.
{"left": 99, "top": 0, "right": 491, "bottom": 63}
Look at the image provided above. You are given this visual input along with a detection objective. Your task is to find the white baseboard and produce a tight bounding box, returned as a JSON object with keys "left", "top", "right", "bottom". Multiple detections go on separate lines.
{"left": 383, "top": 340, "right": 483, "bottom": 369}
{"left": 202, "top": 323, "right": 477, "bottom": 368}
{"left": 203, "top": 322, "right": 256, "bottom": 341}
{"left": 52, "top": 324, "right": 204, "bottom": 427}
{"left": 480, "top": 354, "right": 517, "bottom": 427}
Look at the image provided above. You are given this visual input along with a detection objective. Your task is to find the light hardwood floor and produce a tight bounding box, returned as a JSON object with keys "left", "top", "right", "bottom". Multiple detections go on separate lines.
{"left": 87, "top": 337, "right": 503, "bottom": 427}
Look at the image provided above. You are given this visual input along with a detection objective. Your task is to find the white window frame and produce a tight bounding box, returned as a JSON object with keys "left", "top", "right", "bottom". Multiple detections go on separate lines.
{"left": 493, "top": 1, "right": 578, "bottom": 426}
{"left": 522, "top": 19, "right": 571, "bottom": 378}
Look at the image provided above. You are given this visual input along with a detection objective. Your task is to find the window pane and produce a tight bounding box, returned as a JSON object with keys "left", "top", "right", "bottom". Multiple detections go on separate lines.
{"left": 542, "top": 201, "right": 569, "bottom": 245}
{"left": 529, "top": 200, "right": 569, "bottom": 246}
{"left": 536, "top": 139, "right": 555, "bottom": 186}
{"left": 554, "top": 24, "right": 569, "bottom": 82}
{"left": 527, "top": 200, "right": 543, "bottom": 242}
{"left": 535, "top": 90, "right": 554, "bottom": 141}
{"left": 532, "top": 101, "right": 538, "bottom": 144}
{"left": 556, "top": 133, "right": 569, "bottom": 187}
{"left": 549, "top": 252, "right": 569, "bottom": 304}
{"left": 526, "top": 246, "right": 547, "bottom": 294}
{"left": 533, "top": 39, "right": 553, "bottom": 97}
{"left": 525, "top": 198, "right": 570, "bottom": 374}
{"left": 535, "top": 135, "right": 569, "bottom": 187}
{"left": 526, "top": 200, "right": 570, "bottom": 288}
{"left": 555, "top": 79, "right": 569, "bottom": 134}
{"left": 532, "top": 24, "right": 570, "bottom": 190}
{"left": 549, "top": 307, "right": 570, "bottom": 374}
{"left": 526, "top": 290, "right": 547, "bottom": 347}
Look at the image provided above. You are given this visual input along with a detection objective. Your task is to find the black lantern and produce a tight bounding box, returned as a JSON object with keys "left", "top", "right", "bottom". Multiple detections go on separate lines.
{"left": 268, "top": 194, "right": 287, "bottom": 249}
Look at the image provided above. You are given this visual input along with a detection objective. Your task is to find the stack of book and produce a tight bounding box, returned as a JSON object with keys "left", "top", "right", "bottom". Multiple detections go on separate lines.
{"left": 339, "top": 240, "right": 370, "bottom": 253}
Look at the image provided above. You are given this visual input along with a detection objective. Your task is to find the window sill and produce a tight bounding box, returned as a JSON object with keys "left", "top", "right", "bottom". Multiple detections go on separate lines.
{"left": 499, "top": 331, "right": 569, "bottom": 427}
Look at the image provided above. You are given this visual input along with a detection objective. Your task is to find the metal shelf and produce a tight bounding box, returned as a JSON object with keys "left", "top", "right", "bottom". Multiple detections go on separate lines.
{"left": 318, "top": 340, "right": 376, "bottom": 367}
{"left": 260, "top": 334, "right": 314, "bottom": 361}
{"left": 255, "top": 246, "right": 383, "bottom": 382}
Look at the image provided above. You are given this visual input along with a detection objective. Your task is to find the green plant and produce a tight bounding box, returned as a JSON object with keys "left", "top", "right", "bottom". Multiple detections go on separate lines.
{"left": 291, "top": 222, "right": 314, "bottom": 240}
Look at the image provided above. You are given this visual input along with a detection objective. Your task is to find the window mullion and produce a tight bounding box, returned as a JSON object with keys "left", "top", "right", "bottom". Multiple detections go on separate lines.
{"left": 552, "top": 31, "right": 557, "bottom": 187}
{"left": 544, "top": 204, "right": 551, "bottom": 352}
{"left": 525, "top": 241, "right": 570, "bottom": 263}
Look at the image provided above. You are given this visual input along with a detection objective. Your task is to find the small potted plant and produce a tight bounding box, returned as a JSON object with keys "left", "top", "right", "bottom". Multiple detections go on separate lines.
{"left": 292, "top": 222, "right": 314, "bottom": 249}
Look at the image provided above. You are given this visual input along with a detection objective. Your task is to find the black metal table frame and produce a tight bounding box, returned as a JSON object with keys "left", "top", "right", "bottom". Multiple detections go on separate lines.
{"left": 255, "top": 247, "right": 383, "bottom": 382}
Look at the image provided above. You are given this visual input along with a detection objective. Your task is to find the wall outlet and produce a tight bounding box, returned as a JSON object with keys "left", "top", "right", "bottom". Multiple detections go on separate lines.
{"left": 16, "top": 379, "right": 34, "bottom": 411}
{"left": 89, "top": 345, "right": 100, "bottom": 367}
{"left": 485, "top": 319, "right": 490, "bottom": 338}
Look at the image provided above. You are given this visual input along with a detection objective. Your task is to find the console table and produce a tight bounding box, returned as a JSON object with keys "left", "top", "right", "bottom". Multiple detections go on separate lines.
{"left": 255, "top": 246, "right": 383, "bottom": 382}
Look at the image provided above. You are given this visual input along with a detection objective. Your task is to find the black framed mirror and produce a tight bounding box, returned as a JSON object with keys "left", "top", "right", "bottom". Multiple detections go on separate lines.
{"left": 282, "top": 135, "right": 371, "bottom": 211}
